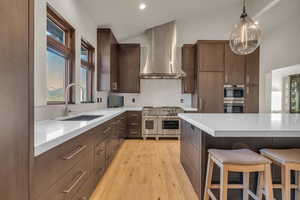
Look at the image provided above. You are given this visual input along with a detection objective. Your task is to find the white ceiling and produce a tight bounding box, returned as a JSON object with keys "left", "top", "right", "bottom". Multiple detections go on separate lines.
{"left": 79, "top": 0, "right": 297, "bottom": 43}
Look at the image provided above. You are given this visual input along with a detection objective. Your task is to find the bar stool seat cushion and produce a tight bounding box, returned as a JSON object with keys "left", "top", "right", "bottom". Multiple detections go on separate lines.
{"left": 260, "top": 148, "right": 300, "bottom": 164}
{"left": 208, "top": 149, "right": 271, "bottom": 165}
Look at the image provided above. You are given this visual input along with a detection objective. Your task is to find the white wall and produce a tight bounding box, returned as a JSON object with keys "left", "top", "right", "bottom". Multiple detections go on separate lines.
{"left": 271, "top": 65, "right": 300, "bottom": 113}
{"left": 34, "top": 0, "right": 108, "bottom": 120}
{"left": 259, "top": 9, "right": 300, "bottom": 112}
{"left": 117, "top": 80, "right": 191, "bottom": 107}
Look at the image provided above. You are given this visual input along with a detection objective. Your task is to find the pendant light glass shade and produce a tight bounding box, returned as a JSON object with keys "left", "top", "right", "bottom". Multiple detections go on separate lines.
{"left": 230, "top": 0, "right": 262, "bottom": 55}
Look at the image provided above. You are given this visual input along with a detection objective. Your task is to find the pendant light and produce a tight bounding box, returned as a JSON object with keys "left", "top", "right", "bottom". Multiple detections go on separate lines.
{"left": 230, "top": 0, "right": 262, "bottom": 55}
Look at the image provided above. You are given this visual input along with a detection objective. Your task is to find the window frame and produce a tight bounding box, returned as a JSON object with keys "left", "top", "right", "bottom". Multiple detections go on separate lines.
{"left": 80, "top": 39, "right": 95, "bottom": 103}
{"left": 46, "top": 4, "right": 75, "bottom": 105}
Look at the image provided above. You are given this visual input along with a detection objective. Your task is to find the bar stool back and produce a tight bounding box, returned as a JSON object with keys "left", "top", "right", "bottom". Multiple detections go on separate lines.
{"left": 204, "top": 149, "right": 274, "bottom": 200}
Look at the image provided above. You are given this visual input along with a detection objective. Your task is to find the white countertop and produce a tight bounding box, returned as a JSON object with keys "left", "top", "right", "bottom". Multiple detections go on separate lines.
{"left": 35, "top": 107, "right": 142, "bottom": 156}
{"left": 35, "top": 106, "right": 196, "bottom": 156}
{"left": 178, "top": 113, "right": 300, "bottom": 137}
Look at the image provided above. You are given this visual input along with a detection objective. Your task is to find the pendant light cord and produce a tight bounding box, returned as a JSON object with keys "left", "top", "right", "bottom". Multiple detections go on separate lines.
{"left": 241, "top": 0, "right": 248, "bottom": 18}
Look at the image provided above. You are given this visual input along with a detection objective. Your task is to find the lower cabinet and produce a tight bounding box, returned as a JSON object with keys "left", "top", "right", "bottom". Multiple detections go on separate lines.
{"left": 127, "top": 111, "right": 142, "bottom": 138}
{"left": 33, "top": 111, "right": 142, "bottom": 200}
{"left": 180, "top": 120, "right": 203, "bottom": 199}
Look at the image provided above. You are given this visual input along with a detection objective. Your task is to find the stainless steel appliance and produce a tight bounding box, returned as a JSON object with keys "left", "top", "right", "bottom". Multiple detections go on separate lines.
{"left": 142, "top": 107, "right": 183, "bottom": 140}
{"left": 224, "top": 101, "right": 244, "bottom": 113}
{"left": 224, "top": 85, "right": 245, "bottom": 113}
{"left": 107, "top": 95, "right": 124, "bottom": 108}
{"left": 224, "top": 85, "right": 245, "bottom": 101}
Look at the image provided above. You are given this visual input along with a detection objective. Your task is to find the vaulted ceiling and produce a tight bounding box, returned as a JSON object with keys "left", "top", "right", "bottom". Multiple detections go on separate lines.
{"left": 79, "top": 0, "right": 298, "bottom": 44}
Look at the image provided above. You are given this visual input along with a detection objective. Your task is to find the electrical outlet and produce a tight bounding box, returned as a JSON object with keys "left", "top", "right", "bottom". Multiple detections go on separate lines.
{"left": 132, "top": 98, "right": 135, "bottom": 103}
{"left": 180, "top": 99, "right": 184, "bottom": 103}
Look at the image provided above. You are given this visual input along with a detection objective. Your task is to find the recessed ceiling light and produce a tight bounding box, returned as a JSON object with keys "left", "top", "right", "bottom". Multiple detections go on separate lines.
{"left": 139, "top": 3, "right": 146, "bottom": 10}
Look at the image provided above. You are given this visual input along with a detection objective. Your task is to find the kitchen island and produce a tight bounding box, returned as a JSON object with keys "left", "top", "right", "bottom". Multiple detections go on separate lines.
{"left": 178, "top": 113, "right": 300, "bottom": 200}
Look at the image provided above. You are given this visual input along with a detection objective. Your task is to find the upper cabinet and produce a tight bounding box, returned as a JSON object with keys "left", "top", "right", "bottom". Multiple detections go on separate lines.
{"left": 118, "top": 44, "right": 141, "bottom": 93}
{"left": 97, "top": 29, "right": 141, "bottom": 93}
{"left": 110, "top": 35, "right": 119, "bottom": 92}
{"left": 193, "top": 40, "right": 260, "bottom": 113}
{"left": 245, "top": 48, "right": 260, "bottom": 86}
{"left": 197, "top": 41, "right": 225, "bottom": 72}
{"left": 182, "top": 44, "right": 196, "bottom": 93}
{"left": 245, "top": 48, "right": 260, "bottom": 113}
{"left": 225, "top": 43, "right": 246, "bottom": 85}
{"left": 97, "top": 29, "right": 119, "bottom": 92}
{"left": 198, "top": 72, "right": 224, "bottom": 113}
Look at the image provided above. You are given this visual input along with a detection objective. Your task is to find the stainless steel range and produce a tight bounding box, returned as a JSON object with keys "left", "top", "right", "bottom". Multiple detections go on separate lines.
{"left": 142, "top": 107, "right": 183, "bottom": 140}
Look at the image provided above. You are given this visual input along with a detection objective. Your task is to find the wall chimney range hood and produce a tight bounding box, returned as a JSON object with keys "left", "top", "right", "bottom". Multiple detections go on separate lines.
{"left": 140, "top": 21, "right": 186, "bottom": 79}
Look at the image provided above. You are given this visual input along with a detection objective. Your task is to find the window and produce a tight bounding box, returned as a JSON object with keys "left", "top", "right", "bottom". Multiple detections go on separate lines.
{"left": 47, "top": 5, "right": 75, "bottom": 104}
{"left": 80, "top": 40, "right": 95, "bottom": 103}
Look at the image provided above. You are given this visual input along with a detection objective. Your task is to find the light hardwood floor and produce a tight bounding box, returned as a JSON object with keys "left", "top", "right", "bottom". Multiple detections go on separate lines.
{"left": 90, "top": 140, "right": 198, "bottom": 200}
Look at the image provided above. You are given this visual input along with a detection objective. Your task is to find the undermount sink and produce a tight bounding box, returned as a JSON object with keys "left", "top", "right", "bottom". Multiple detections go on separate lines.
{"left": 61, "top": 115, "right": 104, "bottom": 121}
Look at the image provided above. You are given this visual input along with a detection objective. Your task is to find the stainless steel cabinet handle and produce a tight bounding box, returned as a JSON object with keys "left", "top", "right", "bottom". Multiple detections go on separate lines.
{"left": 63, "top": 170, "right": 87, "bottom": 193}
{"left": 104, "top": 127, "right": 111, "bottom": 134}
{"left": 246, "top": 75, "right": 250, "bottom": 84}
{"left": 130, "top": 123, "right": 138, "bottom": 126}
{"left": 63, "top": 145, "right": 87, "bottom": 160}
{"left": 225, "top": 75, "right": 228, "bottom": 83}
{"left": 112, "top": 82, "right": 118, "bottom": 90}
{"left": 246, "top": 87, "right": 250, "bottom": 95}
{"left": 199, "top": 98, "right": 203, "bottom": 111}
{"left": 131, "top": 114, "right": 139, "bottom": 117}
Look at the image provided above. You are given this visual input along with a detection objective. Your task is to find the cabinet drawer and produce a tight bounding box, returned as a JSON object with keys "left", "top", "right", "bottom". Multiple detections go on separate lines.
{"left": 127, "top": 129, "right": 141, "bottom": 138}
{"left": 94, "top": 141, "right": 106, "bottom": 179}
{"left": 71, "top": 175, "right": 96, "bottom": 200}
{"left": 127, "top": 111, "right": 141, "bottom": 121}
{"left": 33, "top": 132, "right": 92, "bottom": 199}
{"left": 94, "top": 123, "right": 111, "bottom": 143}
{"left": 37, "top": 150, "right": 93, "bottom": 200}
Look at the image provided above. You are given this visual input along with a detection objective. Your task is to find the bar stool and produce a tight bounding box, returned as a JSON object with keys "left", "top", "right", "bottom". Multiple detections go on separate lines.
{"left": 259, "top": 148, "right": 300, "bottom": 200}
{"left": 204, "top": 149, "right": 274, "bottom": 200}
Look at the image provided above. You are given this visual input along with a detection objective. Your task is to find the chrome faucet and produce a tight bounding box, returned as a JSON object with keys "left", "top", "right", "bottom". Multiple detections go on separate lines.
{"left": 64, "top": 83, "right": 84, "bottom": 116}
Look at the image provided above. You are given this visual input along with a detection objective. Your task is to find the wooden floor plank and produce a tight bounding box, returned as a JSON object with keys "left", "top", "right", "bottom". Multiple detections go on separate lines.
{"left": 90, "top": 140, "right": 198, "bottom": 200}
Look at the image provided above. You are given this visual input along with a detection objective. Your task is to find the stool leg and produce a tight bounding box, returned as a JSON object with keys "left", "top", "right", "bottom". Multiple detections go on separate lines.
{"left": 295, "top": 171, "right": 300, "bottom": 200}
{"left": 220, "top": 166, "right": 228, "bottom": 200}
{"left": 282, "top": 165, "right": 291, "bottom": 200}
{"left": 256, "top": 172, "right": 264, "bottom": 200}
{"left": 264, "top": 164, "right": 274, "bottom": 200}
{"left": 243, "top": 172, "right": 250, "bottom": 200}
{"left": 204, "top": 155, "right": 214, "bottom": 200}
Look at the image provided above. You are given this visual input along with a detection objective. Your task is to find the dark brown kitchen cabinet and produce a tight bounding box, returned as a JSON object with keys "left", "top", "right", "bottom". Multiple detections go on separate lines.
{"left": 36, "top": 151, "right": 93, "bottom": 200}
{"left": 180, "top": 120, "right": 202, "bottom": 198}
{"left": 245, "top": 85, "right": 259, "bottom": 113}
{"left": 97, "top": 28, "right": 119, "bottom": 92}
{"left": 33, "top": 115, "right": 129, "bottom": 200}
{"left": 127, "top": 111, "right": 142, "bottom": 138}
{"left": 225, "top": 43, "right": 246, "bottom": 85}
{"left": 0, "top": 0, "right": 34, "bottom": 199}
{"left": 111, "top": 35, "right": 119, "bottom": 91}
{"left": 197, "top": 41, "right": 225, "bottom": 72}
{"left": 244, "top": 48, "right": 260, "bottom": 113}
{"left": 32, "top": 131, "right": 93, "bottom": 200}
{"left": 118, "top": 44, "right": 141, "bottom": 93}
{"left": 246, "top": 48, "right": 260, "bottom": 86}
{"left": 119, "top": 113, "right": 128, "bottom": 142}
{"left": 182, "top": 44, "right": 196, "bottom": 93}
{"left": 198, "top": 72, "right": 224, "bottom": 113}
